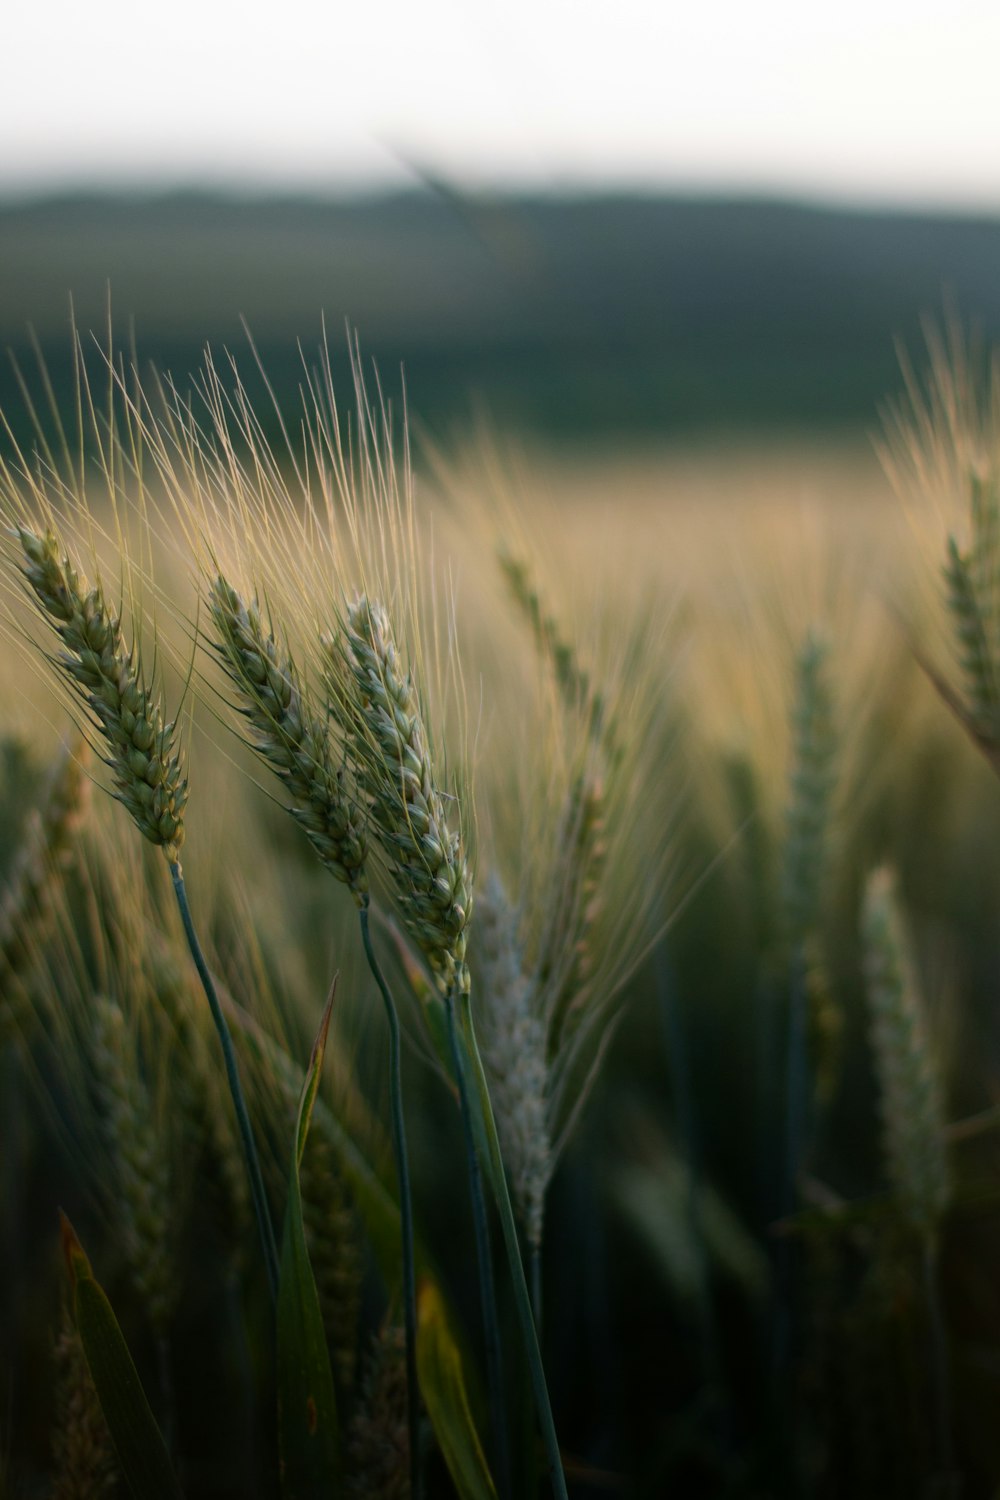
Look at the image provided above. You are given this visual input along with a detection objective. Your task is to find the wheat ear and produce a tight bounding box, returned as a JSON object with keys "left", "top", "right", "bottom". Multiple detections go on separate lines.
{"left": 152, "top": 953, "right": 253, "bottom": 1271}
{"left": 861, "top": 869, "right": 949, "bottom": 1235}
{"left": 208, "top": 576, "right": 368, "bottom": 900}
{"left": 345, "top": 1324, "right": 410, "bottom": 1500}
{"left": 475, "top": 873, "right": 550, "bottom": 1257}
{"left": 90, "top": 996, "right": 177, "bottom": 1334}
{"left": 861, "top": 866, "right": 953, "bottom": 1476}
{"left": 781, "top": 632, "right": 838, "bottom": 1210}
{"left": 335, "top": 595, "right": 473, "bottom": 995}
{"left": 17, "top": 528, "right": 187, "bottom": 859}
{"left": 499, "top": 551, "right": 600, "bottom": 724}
{"left": 781, "top": 631, "right": 837, "bottom": 947}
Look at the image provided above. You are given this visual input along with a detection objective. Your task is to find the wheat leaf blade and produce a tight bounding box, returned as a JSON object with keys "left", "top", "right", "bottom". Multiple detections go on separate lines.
{"left": 60, "top": 1214, "right": 184, "bottom": 1500}
{"left": 417, "top": 1277, "right": 498, "bottom": 1500}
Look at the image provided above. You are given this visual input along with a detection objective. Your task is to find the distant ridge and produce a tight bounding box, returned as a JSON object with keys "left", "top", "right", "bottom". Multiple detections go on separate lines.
{"left": 3, "top": 190, "right": 1000, "bottom": 440}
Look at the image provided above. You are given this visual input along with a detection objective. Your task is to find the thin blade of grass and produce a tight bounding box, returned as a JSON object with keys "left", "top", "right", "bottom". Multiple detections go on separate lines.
{"left": 417, "top": 1276, "right": 498, "bottom": 1500}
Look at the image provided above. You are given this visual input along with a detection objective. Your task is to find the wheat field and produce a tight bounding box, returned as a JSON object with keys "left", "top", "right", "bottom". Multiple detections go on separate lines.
{"left": 3, "top": 335, "right": 1000, "bottom": 1499}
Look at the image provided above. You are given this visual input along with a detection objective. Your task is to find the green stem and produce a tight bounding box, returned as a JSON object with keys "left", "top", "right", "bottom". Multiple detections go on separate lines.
{"left": 771, "top": 944, "right": 809, "bottom": 1473}
{"left": 359, "top": 902, "right": 423, "bottom": 1500}
{"left": 923, "top": 1238, "right": 955, "bottom": 1481}
{"left": 443, "top": 993, "right": 513, "bottom": 1500}
{"left": 530, "top": 1244, "right": 543, "bottom": 1336}
{"left": 782, "top": 942, "right": 810, "bottom": 1220}
{"left": 457, "top": 993, "right": 568, "bottom": 1500}
{"left": 169, "top": 861, "right": 279, "bottom": 1303}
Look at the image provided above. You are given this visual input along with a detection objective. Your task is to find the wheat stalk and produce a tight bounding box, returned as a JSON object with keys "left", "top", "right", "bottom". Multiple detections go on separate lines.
{"left": 781, "top": 631, "right": 837, "bottom": 948}
{"left": 331, "top": 594, "right": 473, "bottom": 996}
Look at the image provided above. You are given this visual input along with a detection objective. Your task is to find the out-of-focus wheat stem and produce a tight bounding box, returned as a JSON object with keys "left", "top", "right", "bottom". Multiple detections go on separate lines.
{"left": 923, "top": 1240, "right": 956, "bottom": 1482}
{"left": 169, "top": 860, "right": 279, "bottom": 1301}
{"left": 442, "top": 989, "right": 512, "bottom": 1500}
{"left": 359, "top": 900, "right": 422, "bottom": 1500}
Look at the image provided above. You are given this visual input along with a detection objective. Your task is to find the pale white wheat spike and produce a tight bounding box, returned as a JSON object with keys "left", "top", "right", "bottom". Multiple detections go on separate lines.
{"left": 345, "top": 1324, "right": 410, "bottom": 1500}
{"left": 475, "top": 871, "right": 550, "bottom": 1252}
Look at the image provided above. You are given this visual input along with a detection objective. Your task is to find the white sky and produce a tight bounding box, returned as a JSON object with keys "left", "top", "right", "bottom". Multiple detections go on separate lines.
{"left": 4, "top": 0, "right": 1000, "bottom": 208}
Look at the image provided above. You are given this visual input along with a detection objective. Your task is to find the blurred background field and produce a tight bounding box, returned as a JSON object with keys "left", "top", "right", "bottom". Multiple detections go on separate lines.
{"left": 4, "top": 189, "right": 1000, "bottom": 444}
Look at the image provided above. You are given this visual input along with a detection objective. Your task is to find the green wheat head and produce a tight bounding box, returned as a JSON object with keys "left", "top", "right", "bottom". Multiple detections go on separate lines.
{"left": 862, "top": 868, "right": 950, "bottom": 1236}
{"left": 330, "top": 594, "right": 473, "bottom": 996}
{"left": 16, "top": 528, "right": 187, "bottom": 859}
{"left": 208, "top": 574, "right": 369, "bottom": 901}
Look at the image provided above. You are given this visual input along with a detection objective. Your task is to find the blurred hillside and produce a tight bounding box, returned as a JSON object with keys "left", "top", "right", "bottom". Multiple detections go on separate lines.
{"left": 2, "top": 189, "right": 1000, "bottom": 442}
